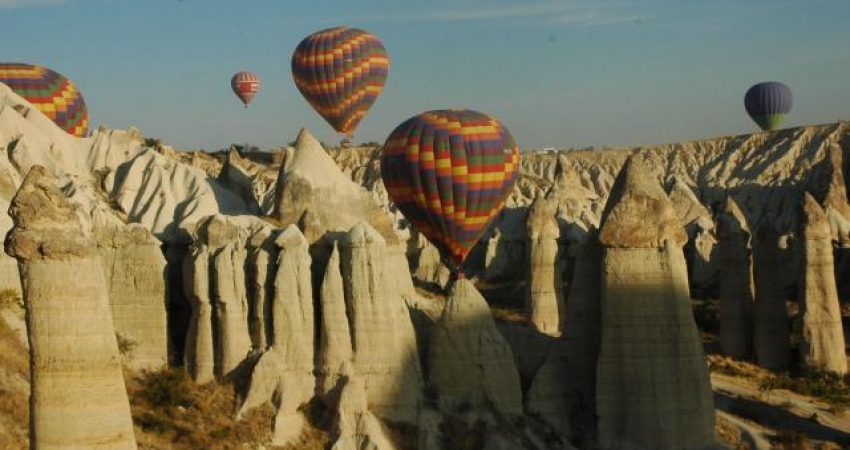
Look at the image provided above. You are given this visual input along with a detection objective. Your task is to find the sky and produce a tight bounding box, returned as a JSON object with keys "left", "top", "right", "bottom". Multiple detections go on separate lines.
{"left": 1, "top": 0, "right": 849, "bottom": 151}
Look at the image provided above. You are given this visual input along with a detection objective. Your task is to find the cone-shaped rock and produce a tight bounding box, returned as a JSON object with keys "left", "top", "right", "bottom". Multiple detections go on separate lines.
{"left": 247, "top": 228, "right": 275, "bottom": 350}
{"left": 525, "top": 195, "right": 566, "bottom": 336}
{"left": 273, "top": 128, "right": 397, "bottom": 243}
{"left": 5, "top": 166, "right": 137, "bottom": 449}
{"left": 596, "top": 156, "right": 716, "bottom": 450}
{"left": 339, "top": 221, "right": 422, "bottom": 422}
{"left": 598, "top": 157, "right": 687, "bottom": 248}
{"left": 316, "top": 243, "right": 353, "bottom": 398}
{"left": 798, "top": 193, "right": 847, "bottom": 374}
{"left": 807, "top": 144, "right": 850, "bottom": 246}
{"left": 428, "top": 278, "right": 523, "bottom": 415}
{"left": 211, "top": 233, "right": 252, "bottom": 378}
{"left": 330, "top": 363, "right": 396, "bottom": 450}
{"left": 717, "top": 197, "right": 755, "bottom": 360}
{"left": 270, "top": 224, "right": 315, "bottom": 393}
{"left": 183, "top": 244, "right": 215, "bottom": 383}
{"left": 526, "top": 234, "right": 601, "bottom": 445}
{"left": 238, "top": 225, "right": 315, "bottom": 446}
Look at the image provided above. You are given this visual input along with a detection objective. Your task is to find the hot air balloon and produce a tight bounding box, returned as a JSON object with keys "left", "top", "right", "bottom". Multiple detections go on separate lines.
{"left": 744, "top": 81, "right": 793, "bottom": 131}
{"left": 381, "top": 109, "right": 520, "bottom": 276}
{"left": 0, "top": 63, "right": 89, "bottom": 137}
{"left": 231, "top": 71, "right": 261, "bottom": 108}
{"left": 291, "top": 26, "right": 389, "bottom": 136}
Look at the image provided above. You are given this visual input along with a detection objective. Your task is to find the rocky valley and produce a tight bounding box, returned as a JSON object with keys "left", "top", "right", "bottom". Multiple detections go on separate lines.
{"left": 1, "top": 81, "right": 850, "bottom": 450}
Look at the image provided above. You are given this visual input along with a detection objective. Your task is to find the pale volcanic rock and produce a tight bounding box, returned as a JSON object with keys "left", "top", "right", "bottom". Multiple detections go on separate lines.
{"left": 182, "top": 244, "right": 216, "bottom": 383}
{"left": 330, "top": 363, "right": 397, "bottom": 450}
{"left": 525, "top": 195, "right": 566, "bottom": 336}
{"left": 412, "top": 231, "right": 451, "bottom": 289}
{"left": 339, "top": 222, "right": 423, "bottom": 423}
{"left": 273, "top": 128, "right": 398, "bottom": 244}
{"left": 270, "top": 225, "right": 315, "bottom": 395}
{"left": 797, "top": 193, "right": 848, "bottom": 374}
{"left": 316, "top": 243, "right": 354, "bottom": 398}
{"left": 668, "top": 176, "right": 713, "bottom": 235}
{"left": 807, "top": 144, "right": 850, "bottom": 245}
{"left": 598, "top": 157, "right": 687, "bottom": 248}
{"left": 752, "top": 226, "right": 791, "bottom": 371}
{"left": 596, "top": 156, "right": 716, "bottom": 450}
{"left": 717, "top": 197, "right": 756, "bottom": 360}
{"left": 247, "top": 228, "right": 275, "bottom": 350}
{"left": 217, "top": 146, "right": 271, "bottom": 214}
{"left": 110, "top": 148, "right": 251, "bottom": 242}
{"left": 237, "top": 225, "right": 315, "bottom": 446}
{"left": 211, "top": 239, "right": 252, "bottom": 378}
{"left": 96, "top": 223, "right": 168, "bottom": 371}
{"left": 183, "top": 214, "right": 266, "bottom": 380}
{"left": 428, "top": 278, "right": 523, "bottom": 416}
{"left": 526, "top": 235, "right": 602, "bottom": 444}
{"left": 690, "top": 227, "right": 720, "bottom": 290}
{"left": 5, "top": 166, "right": 137, "bottom": 450}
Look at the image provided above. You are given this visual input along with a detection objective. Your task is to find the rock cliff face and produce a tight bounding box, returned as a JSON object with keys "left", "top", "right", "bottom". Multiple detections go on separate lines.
{"left": 5, "top": 166, "right": 137, "bottom": 450}
{"left": 595, "top": 157, "right": 716, "bottom": 450}
{"left": 798, "top": 193, "right": 847, "bottom": 374}
{"left": 96, "top": 223, "right": 168, "bottom": 370}
{"left": 182, "top": 214, "right": 270, "bottom": 382}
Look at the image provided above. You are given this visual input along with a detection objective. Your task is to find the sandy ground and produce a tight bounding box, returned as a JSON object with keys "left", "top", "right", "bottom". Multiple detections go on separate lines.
{"left": 712, "top": 371, "right": 850, "bottom": 449}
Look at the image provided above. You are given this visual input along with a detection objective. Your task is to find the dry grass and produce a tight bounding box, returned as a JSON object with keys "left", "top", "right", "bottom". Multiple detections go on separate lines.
{"left": 707, "top": 355, "right": 769, "bottom": 380}
{"left": 0, "top": 302, "right": 29, "bottom": 450}
{"left": 127, "top": 368, "right": 276, "bottom": 450}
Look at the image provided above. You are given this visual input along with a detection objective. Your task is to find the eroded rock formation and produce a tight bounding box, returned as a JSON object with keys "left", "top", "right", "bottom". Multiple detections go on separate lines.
{"left": 525, "top": 195, "right": 565, "bottom": 336}
{"left": 752, "top": 226, "right": 790, "bottom": 371}
{"left": 595, "top": 156, "right": 716, "bottom": 450}
{"left": 5, "top": 166, "right": 137, "bottom": 449}
{"left": 273, "top": 128, "right": 397, "bottom": 244}
{"left": 96, "top": 223, "right": 168, "bottom": 371}
{"left": 717, "top": 197, "right": 755, "bottom": 360}
{"left": 798, "top": 193, "right": 848, "bottom": 374}
{"left": 429, "top": 278, "right": 523, "bottom": 416}
{"left": 339, "top": 222, "right": 422, "bottom": 423}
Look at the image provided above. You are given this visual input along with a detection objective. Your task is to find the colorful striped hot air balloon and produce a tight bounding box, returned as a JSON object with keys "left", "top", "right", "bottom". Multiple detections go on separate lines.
{"left": 231, "top": 71, "right": 261, "bottom": 108}
{"left": 0, "top": 63, "right": 89, "bottom": 137}
{"left": 381, "top": 109, "right": 520, "bottom": 276}
{"left": 744, "top": 81, "right": 793, "bottom": 131}
{"left": 291, "top": 26, "right": 389, "bottom": 136}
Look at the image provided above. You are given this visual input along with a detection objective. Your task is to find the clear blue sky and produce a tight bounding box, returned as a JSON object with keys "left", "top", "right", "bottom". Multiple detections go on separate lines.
{"left": 2, "top": 0, "right": 849, "bottom": 151}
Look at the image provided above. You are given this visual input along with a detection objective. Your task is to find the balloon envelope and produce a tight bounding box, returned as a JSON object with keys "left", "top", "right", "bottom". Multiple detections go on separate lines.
{"left": 744, "top": 81, "right": 792, "bottom": 131}
{"left": 231, "top": 71, "right": 261, "bottom": 108}
{"left": 381, "top": 109, "right": 520, "bottom": 271}
{"left": 291, "top": 26, "right": 388, "bottom": 136}
{"left": 0, "top": 63, "right": 89, "bottom": 137}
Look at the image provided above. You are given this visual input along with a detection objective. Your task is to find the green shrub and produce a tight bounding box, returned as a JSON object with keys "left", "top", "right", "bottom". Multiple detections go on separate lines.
{"left": 0, "top": 289, "right": 22, "bottom": 310}
{"left": 758, "top": 371, "right": 850, "bottom": 406}
{"left": 142, "top": 368, "right": 195, "bottom": 408}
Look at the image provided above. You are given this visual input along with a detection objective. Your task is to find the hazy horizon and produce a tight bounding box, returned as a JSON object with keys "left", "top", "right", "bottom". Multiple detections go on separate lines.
{"left": 2, "top": 0, "right": 848, "bottom": 151}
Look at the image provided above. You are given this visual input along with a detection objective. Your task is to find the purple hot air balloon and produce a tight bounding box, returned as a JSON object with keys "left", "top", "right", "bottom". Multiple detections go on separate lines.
{"left": 744, "top": 81, "right": 793, "bottom": 131}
